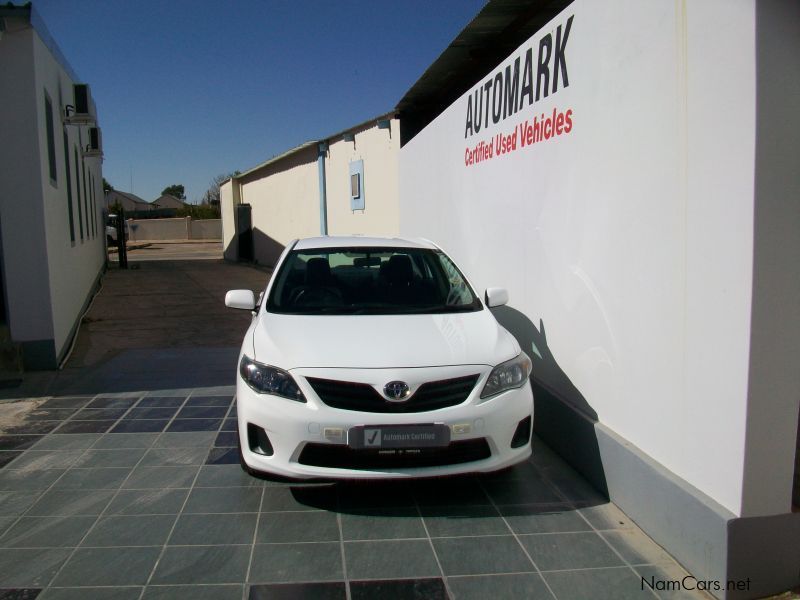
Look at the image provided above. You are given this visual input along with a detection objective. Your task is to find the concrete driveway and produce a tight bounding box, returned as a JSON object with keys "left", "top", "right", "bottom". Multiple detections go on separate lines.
{"left": 0, "top": 257, "right": 710, "bottom": 600}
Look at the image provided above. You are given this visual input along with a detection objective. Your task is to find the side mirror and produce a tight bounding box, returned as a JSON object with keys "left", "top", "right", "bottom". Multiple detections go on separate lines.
{"left": 225, "top": 289, "right": 256, "bottom": 310}
{"left": 485, "top": 287, "right": 509, "bottom": 308}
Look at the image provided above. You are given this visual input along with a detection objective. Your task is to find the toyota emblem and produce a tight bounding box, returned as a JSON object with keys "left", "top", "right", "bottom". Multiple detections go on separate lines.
{"left": 383, "top": 381, "right": 410, "bottom": 402}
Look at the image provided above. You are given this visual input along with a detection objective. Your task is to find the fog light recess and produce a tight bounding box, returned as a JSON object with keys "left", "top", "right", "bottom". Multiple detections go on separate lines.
{"left": 247, "top": 423, "right": 274, "bottom": 456}
{"left": 510, "top": 415, "right": 532, "bottom": 449}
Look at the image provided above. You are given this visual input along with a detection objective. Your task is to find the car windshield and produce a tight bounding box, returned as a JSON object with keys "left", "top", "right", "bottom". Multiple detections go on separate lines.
{"left": 266, "top": 246, "right": 482, "bottom": 315}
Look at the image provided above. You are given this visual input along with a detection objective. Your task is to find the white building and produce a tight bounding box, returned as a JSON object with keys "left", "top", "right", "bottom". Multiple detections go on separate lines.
{"left": 221, "top": 113, "right": 399, "bottom": 266}
{"left": 0, "top": 4, "right": 105, "bottom": 369}
{"left": 399, "top": 1, "right": 799, "bottom": 598}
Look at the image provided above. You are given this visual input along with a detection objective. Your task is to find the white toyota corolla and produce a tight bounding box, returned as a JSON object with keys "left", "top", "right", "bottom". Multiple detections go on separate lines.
{"left": 225, "top": 236, "right": 533, "bottom": 479}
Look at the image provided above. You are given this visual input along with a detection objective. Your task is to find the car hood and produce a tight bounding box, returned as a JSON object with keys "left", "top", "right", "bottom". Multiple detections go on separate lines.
{"left": 252, "top": 309, "right": 520, "bottom": 370}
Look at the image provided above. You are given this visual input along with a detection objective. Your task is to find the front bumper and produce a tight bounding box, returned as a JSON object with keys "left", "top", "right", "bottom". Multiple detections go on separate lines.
{"left": 237, "top": 364, "right": 533, "bottom": 479}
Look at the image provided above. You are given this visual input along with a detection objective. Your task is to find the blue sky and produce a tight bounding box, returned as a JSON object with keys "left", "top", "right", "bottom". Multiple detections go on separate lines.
{"left": 32, "top": 0, "right": 486, "bottom": 203}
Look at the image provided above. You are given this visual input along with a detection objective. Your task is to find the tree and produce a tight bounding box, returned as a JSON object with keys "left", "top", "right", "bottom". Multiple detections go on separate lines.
{"left": 102, "top": 178, "right": 114, "bottom": 193}
{"left": 201, "top": 171, "right": 240, "bottom": 207}
{"left": 160, "top": 184, "right": 186, "bottom": 200}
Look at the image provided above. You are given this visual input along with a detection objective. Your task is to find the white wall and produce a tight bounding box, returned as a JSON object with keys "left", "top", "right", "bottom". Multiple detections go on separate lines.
{"left": 0, "top": 12, "right": 105, "bottom": 367}
{"left": 400, "top": 0, "right": 764, "bottom": 516}
{"left": 32, "top": 29, "right": 105, "bottom": 360}
{"left": 0, "top": 24, "right": 55, "bottom": 345}
{"left": 326, "top": 119, "right": 400, "bottom": 237}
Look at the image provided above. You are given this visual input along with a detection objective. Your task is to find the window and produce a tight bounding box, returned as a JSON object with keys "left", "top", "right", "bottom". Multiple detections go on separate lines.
{"left": 62, "top": 130, "right": 75, "bottom": 243}
{"left": 74, "top": 147, "right": 83, "bottom": 240}
{"left": 349, "top": 160, "right": 364, "bottom": 210}
{"left": 44, "top": 93, "right": 57, "bottom": 185}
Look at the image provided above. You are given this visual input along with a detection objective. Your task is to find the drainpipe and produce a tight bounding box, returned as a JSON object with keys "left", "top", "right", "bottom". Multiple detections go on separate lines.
{"left": 317, "top": 141, "right": 328, "bottom": 235}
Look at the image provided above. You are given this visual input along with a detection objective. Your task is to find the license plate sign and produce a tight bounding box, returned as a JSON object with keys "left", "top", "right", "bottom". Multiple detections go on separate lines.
{"left": 349, "top": 424, "right": 450, "bottom": 449}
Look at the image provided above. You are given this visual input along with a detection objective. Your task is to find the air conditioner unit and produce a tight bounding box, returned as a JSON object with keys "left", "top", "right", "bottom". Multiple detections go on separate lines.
{"left": 64, "top": 83, "right": 95, "bottom": 125}
{"left": 83, "top": 127, "right": 103, "bottom": 158}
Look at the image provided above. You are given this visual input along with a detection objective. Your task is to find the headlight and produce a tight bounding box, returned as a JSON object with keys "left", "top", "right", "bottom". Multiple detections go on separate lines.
{"left": 239, "top": 356, "right": 306, "bottom": 402}
{"left": 480, "top": 352, "right": 532, "bottom": 399}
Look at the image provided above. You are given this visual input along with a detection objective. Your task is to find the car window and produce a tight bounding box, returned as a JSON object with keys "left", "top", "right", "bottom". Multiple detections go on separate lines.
{"left": 266, "top": 247, "right": 482, "bottom": 315}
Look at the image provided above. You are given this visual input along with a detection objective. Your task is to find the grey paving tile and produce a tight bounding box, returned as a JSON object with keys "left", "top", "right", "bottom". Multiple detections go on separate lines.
{"left": 71, "top": 408, "right": 129, "bottom": 421}
{"left": 0, "top": 516, "right": 95, "bottom": 548}
{"left": 150, "top": 545, "right": 251, "bottom": 584}
{"left": 72, "top": 448, "right": 146, "bottom": 468}
{"left": 5, "top": 451, "right": 85, "bottom": 471}
{"left": 111, "top": 420, "right": 169, "bottom": 433}
{"left": 122, "top": 466, "right": 199, "bottom": 489}
{"left": 194, "top": 464, "right": 262, "bottom": 488}
{"left": 421, "top": 504, "right": 510, "bottom": 537}
{"left": 186, "top": 396, "right": 232, "bottom": 407}
{"left": 92, "top": 433, "right": 160, "bottom": 449}
{"left": 53, "top": 421, "right": 114, "bottom": 435}
{"left": 39, "top": 397, "right": 92, "bottom": 409}
{"left": 479, "top": 460, "right": 543, "bottom": 482}
{"left": 340, "top": 506, "right": 426, "bottom": 540}
{"left": 142, "top": 585, "right": 243, "bottom": 600}
{"left": 82, "top": 514, "right": 175, "bottom": 547}
{"left": 176, "top": 406, "right": 228, "bottom": 419}
{"left": 169, "top": 513, "right": 257, "bottom": 545}
{"left": 51, "top": 468, "right": 129, "bottom": 490}
{"left": 351, "top": 579, "right": 448, "bottom": 600}
{"left": 136, "top": 397, "right": 185, "bottom": 408}
{"left": 167, "top": 419, "right": 222, "bottom": 432}
{"left": 140, "top": 446, "right": 208, "bottom": 466}
{"left": 0, "top": 491, "right": 43, "bottom": 515}
{"left": 205, "top": 447, "right": 238, "bottom": 465}
{"left": 214, "top": 431, "right": 238, "bottom": 447}
{"left": 635, "top": 564, "right": 715, "bottom": 599}
{"left": 105, "top": 488, "right": 189, "bottom": 515}
{"left": 499, "top": 504, "right": 592, "bottom": 534}
{"left": 432, "top": 536, "right": 534, "bottom": 576}
{"left": 221, "top": 418, "right": 237, "bottom": 432}
{"left": 543, "top": 566, "right": 647, "bottom": 600}
{"left": 52, "top": 546, "right": 161, "bottom": 586}
{"left": 602, "top": 530, "right": 675, "bottom": 566}
{"left": 0, "top": 547, "right": 72, "bottom": 586}
{"left": 0, "top": 435, "right": 44, "bottom": 451}
{"left": 153, "top": 432, "right": 216, "bottom": 448}
{"left": 0, "top": 516, "right": 14, "bottom": 535}
{"left": 249, "top": 582, "right": 346, "bottom": 600}
{"left": 261, "top": 485, "right": 338, "bottom": 512}
{"left": 257, "top": 511, "right": 339, "bottom": 543}
{"left": 24, "top": 408, "right": 78, "bottom": 421}
{"left": 31, "top": 434, "right": 101, "bottom": 451}
{"left": 249, "top": 542, "right": 343, "bottom": 583}
{"left": 482, "top": 475, "right": 563, "bottom": 505}
{"left": 39, "top": 587, "right": 142, "bottom": 600}
{"left": 0, "top": 469, "right": 66, "bottom": 491}
{"left": 580, "top": 503, "right": 636, "bottom": 530}
{"left": 86, "top": 397, "right": 139, "bottom": 409}
{"left": 447, "top": 573, "right": 554, "bottom": 600}
{"left": 413, "top": 478, "right": 491, "bottom": 506}
{"left": 124, "top": 407, "right": 178, "bottom": 420}
{"left": 27, "top": 489, "right": 115, "bottom": 516}
{"left": 0, "top": 451, "right": 23, "bottom": 467}
{"left": 520, "top": 531, "right": 626, "bottom": 571}
{"left": 2, "top": 422, "right": 60, "bottom": 435}
{"left": 184, "top": 486, "right": 262, "bottom": 513}
{"left": 542, "top": 466, "right": 607, "bottom": 505}
{"left": 345, "top": 539, "right": 439, "bottom": 580}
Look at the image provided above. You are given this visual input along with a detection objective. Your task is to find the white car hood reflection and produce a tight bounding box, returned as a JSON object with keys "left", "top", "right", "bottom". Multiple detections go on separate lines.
{"left": 253, "top": 309, "right": 519, "bottom": 370}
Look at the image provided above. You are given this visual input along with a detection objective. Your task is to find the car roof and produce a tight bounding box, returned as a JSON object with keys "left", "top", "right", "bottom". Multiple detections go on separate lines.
{"left": 293, "top": 236, "right": 438, "bottom": 251}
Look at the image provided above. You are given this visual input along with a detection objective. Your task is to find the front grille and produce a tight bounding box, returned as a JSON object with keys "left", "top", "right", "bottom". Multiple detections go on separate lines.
{"left": 297, "top": 438, "right": 491, "bottom": 470}
{"left": 306, "top": 374, "right": 479, "bottom": 413}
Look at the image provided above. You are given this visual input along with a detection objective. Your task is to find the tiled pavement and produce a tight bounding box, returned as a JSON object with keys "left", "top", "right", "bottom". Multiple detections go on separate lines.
{"left": 0, "top": 387, "right": 711, "bottom": 600}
